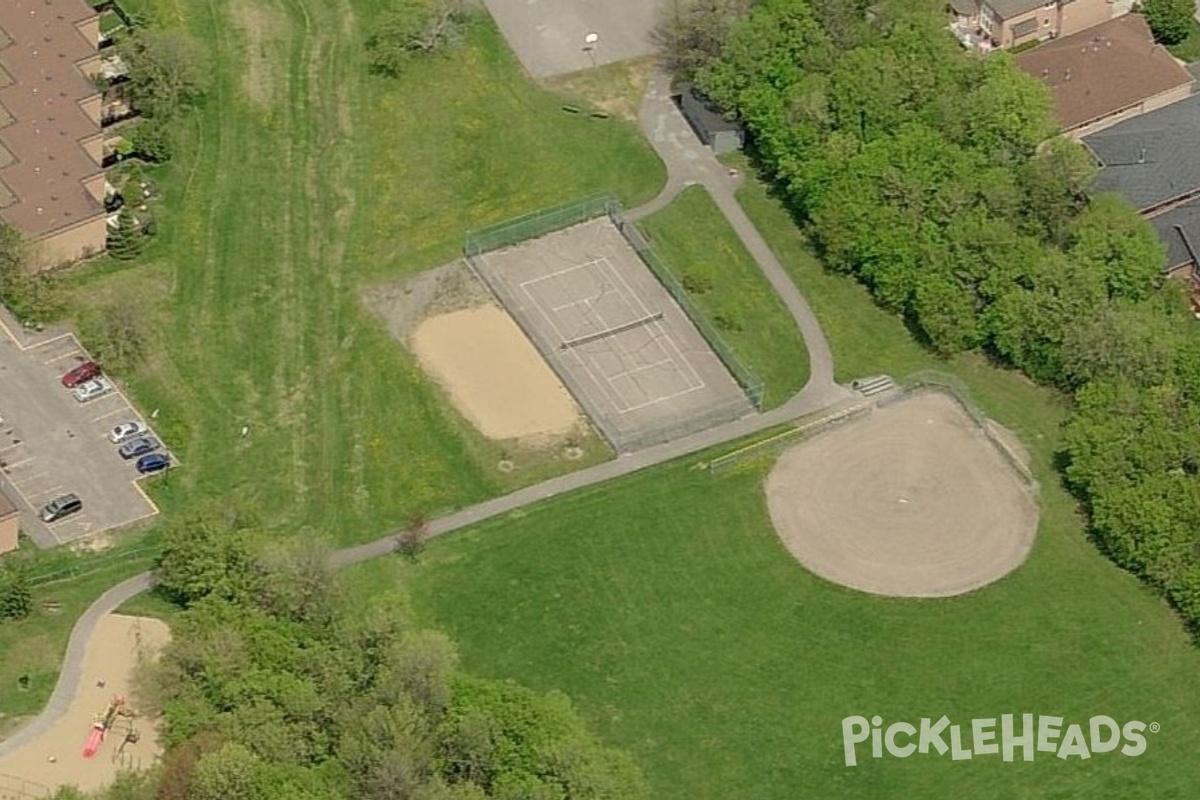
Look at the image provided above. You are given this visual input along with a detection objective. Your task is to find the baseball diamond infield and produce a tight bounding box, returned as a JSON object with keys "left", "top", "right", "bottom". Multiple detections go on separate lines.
{"left": 765, "top": 391, "right": 1039, "bottom": 598}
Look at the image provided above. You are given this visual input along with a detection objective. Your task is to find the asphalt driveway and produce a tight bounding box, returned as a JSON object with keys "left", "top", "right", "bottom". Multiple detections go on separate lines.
{"left": 0, "top": 311, "right": 160, "bottom": 547}
{"left": 482, "top": 0, "right": 668, "bottom": 77}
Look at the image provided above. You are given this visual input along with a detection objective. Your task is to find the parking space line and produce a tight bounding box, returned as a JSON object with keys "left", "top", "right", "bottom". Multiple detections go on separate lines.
{"left": 131, "top": 476, "right": 162, "bottom": 517}
{"left": 42, "top": 350, "right": 83, "bottom": 365}
{"left": 46, "top": 515, "right": 93, "bottom": 545}
{"left": 25, "top": 485, "right": 62, "bottom": 502}
{"left": 11, "top": 474, "right": 48, "bottom": 491}
{"left": 90, "top": 406, "right": 129, "bottom": 423}
{"left": 0, "top": 319, "right": 167, "bottom": 546}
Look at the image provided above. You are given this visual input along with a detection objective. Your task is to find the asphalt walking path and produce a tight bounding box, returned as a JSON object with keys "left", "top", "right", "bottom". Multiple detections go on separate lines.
{"left": 0, "top": 67, "right": 853, "bottom": 754}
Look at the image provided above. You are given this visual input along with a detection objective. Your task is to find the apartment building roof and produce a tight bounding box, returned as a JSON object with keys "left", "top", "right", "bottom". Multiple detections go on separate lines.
{"left": 1015, "top": 15, "right": 1193, "bottom": 132}
{"left": 1151, "top": 201, "right": 1200, "bottom": 273}
{"left": 0, "top": 0, "right": 106, "bottom": 240}
{"left": 1084, "top": 93, "right": 1200, "bottom": 212}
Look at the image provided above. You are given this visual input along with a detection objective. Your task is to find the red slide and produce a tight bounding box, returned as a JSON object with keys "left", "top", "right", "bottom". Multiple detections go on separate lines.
{"left": 82, "top": 726, "right": 103, "bottom": 758}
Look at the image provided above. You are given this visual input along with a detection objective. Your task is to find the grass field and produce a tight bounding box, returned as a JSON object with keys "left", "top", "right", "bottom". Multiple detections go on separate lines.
{"left": 4, "top": 0, "right": 664, "bottom": 744}
{"left": 59, "top": 0, "right": 664, "bottom": 547}
{"left": 637, "top": 186, "right": 809, "bottom": 408}
{"left": 350, "top": 169, "right": 1200, "bottom": 797}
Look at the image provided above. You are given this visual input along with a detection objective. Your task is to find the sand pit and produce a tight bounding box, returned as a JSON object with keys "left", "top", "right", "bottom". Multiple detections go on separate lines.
{"left": 0, "top": 614, "right": 170, "bottom": 796}
{"left": 765, "top": 391, "right": 1038, "bottom": 598}
{"left": 411, "top": 304, "right": 585, "bottom": 442}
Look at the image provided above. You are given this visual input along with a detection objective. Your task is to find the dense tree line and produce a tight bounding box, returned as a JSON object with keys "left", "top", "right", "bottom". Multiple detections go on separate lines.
{"left": 690, "top": 0, "right": 1200, "bottom": 631}
{"left": 57, "top": 512, "right": 647, "bottom": 800}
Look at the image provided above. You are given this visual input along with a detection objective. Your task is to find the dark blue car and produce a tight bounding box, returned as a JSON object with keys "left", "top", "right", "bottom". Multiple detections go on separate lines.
{"left": 118, "top": 436, "right": 160, "bottom": 460}
{"left": 136, "top": 452, "right": 171, "bottom": 474}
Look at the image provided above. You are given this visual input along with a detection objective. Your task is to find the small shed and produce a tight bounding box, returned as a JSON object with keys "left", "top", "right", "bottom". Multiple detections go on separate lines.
{"left": 675, "top": 83, "right": 744, "bottom": 155}
{"left": 0, "top": 487, "right": 18, "bottom": 554}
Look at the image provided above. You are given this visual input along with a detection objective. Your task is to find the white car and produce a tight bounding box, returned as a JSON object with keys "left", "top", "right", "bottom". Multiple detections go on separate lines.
{"left": 107, "top": 421, "right": 146, "bottom": 444}
{"left": 73, "top": 377, "right": 113, "bottom": 403}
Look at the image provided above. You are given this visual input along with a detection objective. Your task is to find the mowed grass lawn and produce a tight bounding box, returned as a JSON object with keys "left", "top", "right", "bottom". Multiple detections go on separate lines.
{"left": 349, "top": 169, "right": 1200, "bottom": 797}
{"left": 638, "top": 186, "right": 808, "bottom": 408}
{"left": 63, "top": 0, "right": 664, "bottom": 546}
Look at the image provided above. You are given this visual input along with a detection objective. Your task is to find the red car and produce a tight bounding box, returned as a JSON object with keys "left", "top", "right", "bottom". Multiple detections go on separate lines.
{"left": 61, "top": 361, "right": 101, "bottom": 388}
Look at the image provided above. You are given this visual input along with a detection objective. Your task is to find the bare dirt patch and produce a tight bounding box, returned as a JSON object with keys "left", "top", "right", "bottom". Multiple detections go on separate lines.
{"left": 411, "top": 305, "right": 585, "bottom": 442}
{"left": 0, "top": 614, "right": 170, "bottom": 795}
{"left": 764, "top": 391, "right": 1039, "bottom": 598}
{"left": 362, "top": 261, "right": 493, "bottom": 343}
{"left": 230, "top": 4, "right": 289, "bottom": 107}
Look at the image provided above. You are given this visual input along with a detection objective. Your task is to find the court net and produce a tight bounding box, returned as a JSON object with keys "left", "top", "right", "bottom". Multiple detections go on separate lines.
{"left": 559, "top": 311, "right": 664, "bottom": 350}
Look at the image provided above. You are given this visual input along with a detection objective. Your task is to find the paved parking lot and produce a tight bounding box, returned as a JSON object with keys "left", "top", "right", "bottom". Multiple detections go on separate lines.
{"left": 482, "top": 0, "right": 667, "bottom": 77}
{"left": 0, "top": 312, "right": 162, "bottom": 548}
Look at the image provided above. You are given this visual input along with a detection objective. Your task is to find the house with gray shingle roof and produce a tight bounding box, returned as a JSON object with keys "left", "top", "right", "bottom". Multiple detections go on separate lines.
{"left": 1086, "top": 95, "right": 1200, "bottom": 215}
{"left": 1084, "top": 94, "right": 1200, "bottom": 281}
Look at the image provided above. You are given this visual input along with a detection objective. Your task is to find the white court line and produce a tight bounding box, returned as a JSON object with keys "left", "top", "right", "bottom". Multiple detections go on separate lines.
{"left": 607, "top": 358, "right": 675, "bottom": 382}
{"left": 602, "top": 256, "right": 705, "bottom": 390}
{"left": 616, "top": 381, "right": 708, "bottom": 414}
{"left": 522, "top": 258, "right": 618, "bottom": 341}
{"left": 518, "top": 266, "right": 633, "bottom": 412}
{"left": 3, "top": 458, "right": 35, "bottom": 472}
{"left": 519, "top": 252, "right": 709, "bottom": 417}
{"left": 519, "top": 257, "right": 608, "bottom": 287}
{"left": 586, "top": 255, "right": 706, "bottom": 413}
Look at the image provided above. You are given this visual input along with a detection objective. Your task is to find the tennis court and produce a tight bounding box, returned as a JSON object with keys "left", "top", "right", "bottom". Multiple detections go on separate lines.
{"left": 470, "top": 217, "right": 754, "bottom": 451}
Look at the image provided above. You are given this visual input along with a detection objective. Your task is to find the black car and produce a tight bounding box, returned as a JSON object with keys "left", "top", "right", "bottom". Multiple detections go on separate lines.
{"left": 118, "top": 436, "right": 160, "bottom": 460}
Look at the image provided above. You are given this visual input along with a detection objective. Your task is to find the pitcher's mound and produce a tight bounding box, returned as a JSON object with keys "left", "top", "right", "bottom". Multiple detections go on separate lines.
{"left": 765, "top": 391, "right": 1038, "bottom": 597}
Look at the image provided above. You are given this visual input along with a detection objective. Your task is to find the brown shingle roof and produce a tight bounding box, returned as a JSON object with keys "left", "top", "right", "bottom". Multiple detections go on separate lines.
{"left": 0, "top": 0, "right": 106, "bottom": 240}
{"left": 1014, "top": 15, "right": 1193, "bottom": 132}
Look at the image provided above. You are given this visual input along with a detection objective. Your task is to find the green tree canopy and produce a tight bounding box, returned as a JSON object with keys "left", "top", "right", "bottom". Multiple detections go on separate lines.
{"left": 1142, "top": 0, "right": 1195, "bottom": 45}
{"left": 116, "top": 28, "right": 210, "bottom": 119}
{"left": 145, "top": 528, "right": 648, "bottom": 799}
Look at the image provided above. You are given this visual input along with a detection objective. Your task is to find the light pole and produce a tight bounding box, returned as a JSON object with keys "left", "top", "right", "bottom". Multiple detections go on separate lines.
{"left": 583, "top": 32, "right": 599, "bottom": 69}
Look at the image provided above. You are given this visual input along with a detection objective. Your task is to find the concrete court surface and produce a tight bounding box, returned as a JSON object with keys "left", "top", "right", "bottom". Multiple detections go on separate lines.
{"left": 473, "top": 217, "right": 754, "bottom": 452}
{"left": 0, "top": 312, "right": 160, "bottom": 547}
{"left": 482, "top": 0, "right": 669, "bottom": 77}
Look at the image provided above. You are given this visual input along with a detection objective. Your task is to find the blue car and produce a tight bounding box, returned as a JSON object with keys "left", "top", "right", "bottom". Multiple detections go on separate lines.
{"left": 118, "top": 436, "right": 160, "bottom": 460}
{"left": 136, "top": 452, "right": 171, "bottom": 474}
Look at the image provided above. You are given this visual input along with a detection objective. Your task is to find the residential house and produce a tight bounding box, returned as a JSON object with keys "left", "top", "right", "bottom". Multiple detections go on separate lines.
{"left": 0, "top": 0, "right": 117, "bottom": 270}
{"left": 951, "top": 0, "right": 1122, "bottom": 51}
{"left": 1083, "top": 94, "right": 1200, "bottom": 298}
{"left": 1015, "top": 15, "right": 1194, "bottom": 138}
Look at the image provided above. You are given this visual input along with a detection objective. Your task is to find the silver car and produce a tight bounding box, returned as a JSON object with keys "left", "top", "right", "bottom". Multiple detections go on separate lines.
{"left": 73, "top": 377, "right": 113, "bottom": 403}
{"left": 107, "top": 421, "right": 146, "bottom": 443}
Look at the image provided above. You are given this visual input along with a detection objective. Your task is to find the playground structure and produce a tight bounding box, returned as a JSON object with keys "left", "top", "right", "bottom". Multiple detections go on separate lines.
{"left": 81, "top": 695, "right": 137, "bottom": 760}
{"left": 0, "top": 614, "right": 169, "bottom": 794}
